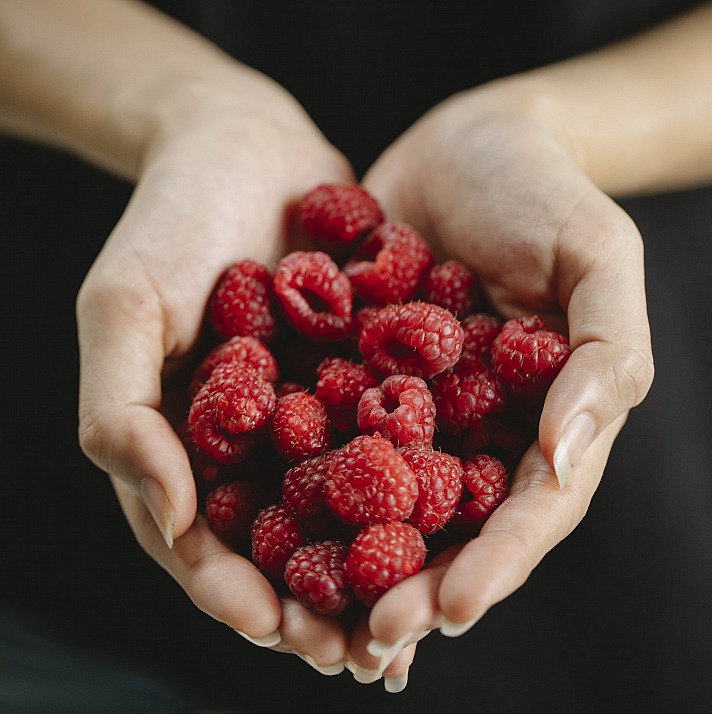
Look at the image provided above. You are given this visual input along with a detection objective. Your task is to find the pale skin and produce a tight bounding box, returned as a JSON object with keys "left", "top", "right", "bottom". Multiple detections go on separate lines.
{"left": 2, "top": 0, "right": 711, "bottom": 693}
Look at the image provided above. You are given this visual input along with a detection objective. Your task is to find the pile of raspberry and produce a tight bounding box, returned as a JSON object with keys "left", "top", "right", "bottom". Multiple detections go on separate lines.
{"left": 180, "top": 183, "right": 572, "bottom": 617}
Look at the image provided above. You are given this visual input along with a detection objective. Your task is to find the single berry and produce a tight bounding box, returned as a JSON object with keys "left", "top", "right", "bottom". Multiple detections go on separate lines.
{"left": 189, "top": 362, "right": 276, "bottom": 464}
{"left": 251, "top": 502, "right": 303, "bottom": 584}
{"left": 461, "top": 312, "right": 504, "bottom": 362}
{"left": 275, "top": 381, "right": 307, "bottom": 398}
{"left": 398, "top": 445, "right": 464, "bottom": 535}
{"left": 315, "top": 357, "right": 378, "bottom": 434}
{"left": 357, "top": 375, "right": 436, "bottom": 447}
{"left": 299, "top": 183, "right": 384, "bottom": 244}
{"left": 323, "top": 434, "right": 418, "bottom": 525}
{"left": 452, "top": 454, "right": 509, "bottom": 536}
{"left": 177, "top": 420, "right": 238, "bottom": 495}
{"left": 346, "top": 522, "right": 427, "bottom": 607}
{"left": 421, "top": 260, "right": 479, "bottom": 317}
{"left": 269, "top": 391, "right": 332, "bottom": 462}
{"left": 274, "top": 251, "right": 354, "bottom": 341}
{"left": 358, "top": 301, "right": 464, "bottom": 379}
{"left": 209, "top": 259, "right": 275, "bottom": 341}
{"left": 284, "top": 541, "right": 354, "bottom": 616}
{"left": 344, "top": 222, "right": 434, "bottom": 305}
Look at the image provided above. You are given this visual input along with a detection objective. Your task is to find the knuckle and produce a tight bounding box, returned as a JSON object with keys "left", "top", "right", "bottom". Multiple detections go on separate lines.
{"left": 613, "top": 344, "right": 655, "bottom": 408}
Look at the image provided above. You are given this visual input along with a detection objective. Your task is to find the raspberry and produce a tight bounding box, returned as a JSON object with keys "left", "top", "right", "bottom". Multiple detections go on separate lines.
{"left": 315, "top": 358, "right": 378, "bottom": 434}
{"left": 323, "top": 434, "right": 418, "bottom": 525}
{"left": 275, "top": 381, "right": 307, "bottom": 398}
{"left": 461, "top": 312, "right": 504, "bottom": 361}
{"left": 452, "top": 454, "right": 509, "bottom": 536}
{"left": 398, "top": 445, "right": 464, "bottom": 535}
{"left": 282, "top": 452, "right": 337, "bottom": 536}
{"left": 344, "top": 222, "right": 434, "bottom": 305}
{"left": 284, "top": 541, "right": 354, "bottom": 616}
{"left": 421, "top": 260, "right": 479, "bottom": 317}
{"left": 299, "top": 183, "right": 383, "bottom": 244}
{"left": 269, "top": 391, "right": 332, "bottom": 462}
{"left": 345, "top": 522, "right": 427, "bottom": 607}
{"left": 189, "top": 335, "right": 279, "bottom": 398}
{"left": 430, "top": 356, "right": 507, "bottom": 434}
{"left": 251, "top": 502, "right": 303, "bottom": 584}
{"left": 490, "top": 315, "right": 571, "bottom": 392}
{"left": 206, "top": 479, "right": 276, "bottom": 552}
{"left": 209, "top": 259, "right": 275, "bottom": 341}
{"left": 273, "top": 251, "right": 354, "bottom": 341}
{"left": 358, "top": 301, "right": 464, "bottom": 379}
{"left": 357, "top": 375, "right": 436, "bottom": 447}
{"left": 188, "top": 362, "right": 276, "bottom": 464}
{"left": 177, "top": 420, "right": 238, "bottom": 495}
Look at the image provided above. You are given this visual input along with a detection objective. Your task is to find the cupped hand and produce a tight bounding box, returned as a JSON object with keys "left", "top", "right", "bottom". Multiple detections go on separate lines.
{"left": 361, "top": 91, "right": 654, "bottom": 653}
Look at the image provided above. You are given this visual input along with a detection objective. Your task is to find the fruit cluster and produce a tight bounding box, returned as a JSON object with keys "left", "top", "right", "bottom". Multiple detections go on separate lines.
{"left": 179, "top": 183, "right": 571, "bottom": 618}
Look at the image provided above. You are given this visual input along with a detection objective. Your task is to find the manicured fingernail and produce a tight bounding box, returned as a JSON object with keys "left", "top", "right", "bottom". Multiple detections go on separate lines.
{"left": 367, "top": 631, "right": 418, "bottom": 661}
{"left": 295, "top": 652, "right": 345, "bottom": 676}
{"left": 352, "top": 666, "right": 382, "bottom": 684}
{"left": 269, "top": 643, "right": 294, "bottom": 654}
{"left": 384, "top": 668, "right": 409, "bottom": 694}
{"left": 235, "top": 629, "right": 281, "bottom": 647}
{"left": 139, "top": 477, "right": 175, "bottom": 548}
{"left": 553, "top": 412, "right": 596, "bottom": 487}
{"left": 439, "top": 614, "right": 482, "bottom": 638}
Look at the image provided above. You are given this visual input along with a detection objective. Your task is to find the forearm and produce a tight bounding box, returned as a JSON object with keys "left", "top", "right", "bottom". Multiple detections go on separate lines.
{"left": 470, "top": 3, "right": 712, "bottom": 196}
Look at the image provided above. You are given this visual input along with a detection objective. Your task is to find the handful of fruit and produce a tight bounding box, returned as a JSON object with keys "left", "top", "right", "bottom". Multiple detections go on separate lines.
{"left": 179, "top": 183, "right": 571, "bottom": 618}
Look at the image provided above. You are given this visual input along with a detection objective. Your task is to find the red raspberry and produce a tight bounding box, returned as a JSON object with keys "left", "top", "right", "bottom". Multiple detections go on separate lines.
{"left": 357, "top": 375, "right": 436, "bottom": 447}
{"left": 421, "top": 260, "right": 479, "bottom": 317}
{"left": 282, "top": 452, "right": 337, "bottom": 536}
{"left": 299, "top": 183, "right": 384, "bottom": 244}
{"left": 275, "top": 381, "right": 307, "bottom": 398}
{"left": 323, "top": 434, "right": 418, "bottom": 525}
{"left": 453, "top": 454, "right": 509, "bottom": 536}
{"left": 430, "top": 356, "right": 507, "bottom": 434}
{"left": 461, "top": 312, "right": 504, "bottom": 361}
{"left": 206, "top": 479, "right": 276, "bottom": 552}
{"left": 273, "top": 251, "right": 354, "bottom": 341}
{"left": 209, "top": 259, "right": 275, "bottom": 341}
{"left": 189, "top": 362, "right": 276, "bottom": 464}
{"left": 490, "top": 315, "right": 571, "bottom": 392}
{"left": 284, "top": 541, "right": 354, "bottom": 616}
{"left": 177, "top": 420, "right": 238, "bottom": 495}
{"left": 251, "top": 502, "right": 303, "bottom": 584}
{"left": 269, "top": 391, "right": 332, "bottom": 462}
{"left": 315, "top": 358, "right": 378, "bottom": 434}
{"left": 346, "top": 522, "right": 427, "bottom": 607}
{"left": 189, "top": 335, "right": 279, "bottom": 398}
{"left": 358, "top": 301, "right": 464, "bottom": 379}
{"left": 398, "top": 446, "right": 464, "bottom": 535}
{"left": 344, "top": 222, "right": 434, "bottom": 305}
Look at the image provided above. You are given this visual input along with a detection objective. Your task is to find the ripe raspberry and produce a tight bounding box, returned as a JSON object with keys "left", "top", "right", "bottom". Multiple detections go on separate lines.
{"left": 251, "top": 502, "right": 303, "bottom": 584}
{"left": 453, "top": 454, "right": 509, "bottom": 536}
{"left": 398, "top": 446, "right": 464, "bottom": 535}
{"left": 490, "top": 315, "right": 571, "bottom": 392}
{"left": 282, "top": 452, "right": 337, "bottom": 536}
{"left": 421, "top": 260, "right": 479, "bottom": 317}
{"left": 177, "top": 420, "right": 238, "bottom": 495}
{"left": 275, "top": 381, "right": 307, "bottom": 398}
{"left": 346, "top": 522, "right": 427, "bottom": 607}
{"left": 189, "top": 335, "right": 279, "bottom": 398}
{"left": 189, "top": 362, "right": 276, "bottom": 464}
{"left": 209, "top": 259, "right": 275, "bottom": 341}
{"left": 284, "top": 541, "right": 354, "bottom": 616}
{"left": 357, "top": 375, "right": 436, "bottom": 447}
{"left": 430, "top": 356, "right": 507, "bottom": 434}
{"left": 358, "top": 301, "right": 464, "bottom": 379}
{"left": 315, "top": 358, "right": 378, "bottom": 434}
{"left": 299, "top": 183, "right": 384, "bottom": 244}
{"left": 206, "top": 479, "right": 276, "bottom": 552}
{"left": 269, "top": 391, "right": 332, "bottom": 462}
{"left": 323, "top": 434, "right": 418, "bottom": 526}
{"left": 461, "top": 312, "right": 504, "bottom": 361}
{"left": 344, "top": 222, "right": 434, "bottom": 305}
{"left": 274, "top": 251, "right": 354, "bottom": 341}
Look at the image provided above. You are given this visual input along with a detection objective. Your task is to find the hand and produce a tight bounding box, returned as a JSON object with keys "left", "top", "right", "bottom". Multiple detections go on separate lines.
{"left": 359, "top": 90, "right": 654, "bottom": 659}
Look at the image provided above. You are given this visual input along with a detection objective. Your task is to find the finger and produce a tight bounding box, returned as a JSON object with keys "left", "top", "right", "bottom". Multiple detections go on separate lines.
{"left": 543, "top": 196, "right": 653, "bottom": 486}
{"left": 437, "top": 415, "right": 624, "bottom": 634}
{"left": 112, "top": 477, "right": 282, "bottom": 643}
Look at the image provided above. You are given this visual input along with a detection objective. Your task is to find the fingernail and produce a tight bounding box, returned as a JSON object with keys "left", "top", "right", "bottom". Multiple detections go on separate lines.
{"left": 269, "top": 643, "right": 294, "bottom": 654}
{"left": 439, "top": 614, "right": 482, "bottom": 638}
{"left": 140, "top": 477, "right": 175, "bottom": 548}
{"left": 553, "top": 412, "right": 597, "bottom": 488}
{"left": 295, "top": 652, "right": 345, "bottom": 676}
{"left": 235, "top": 629, "right": 282, "bottom": 647}
{"left": 352, "top": 665, "right": 383, "bottom": 684}
{"left": 367, "top": 631, "right": 418, "bottom": 661}
{"left": 384, "top": 668, "right": 409, "bottom": 694}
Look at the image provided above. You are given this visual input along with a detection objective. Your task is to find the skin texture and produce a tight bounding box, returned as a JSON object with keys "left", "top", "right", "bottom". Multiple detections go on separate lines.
{"left": 2, "top": 0, "right": 711, "bottom": 692}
